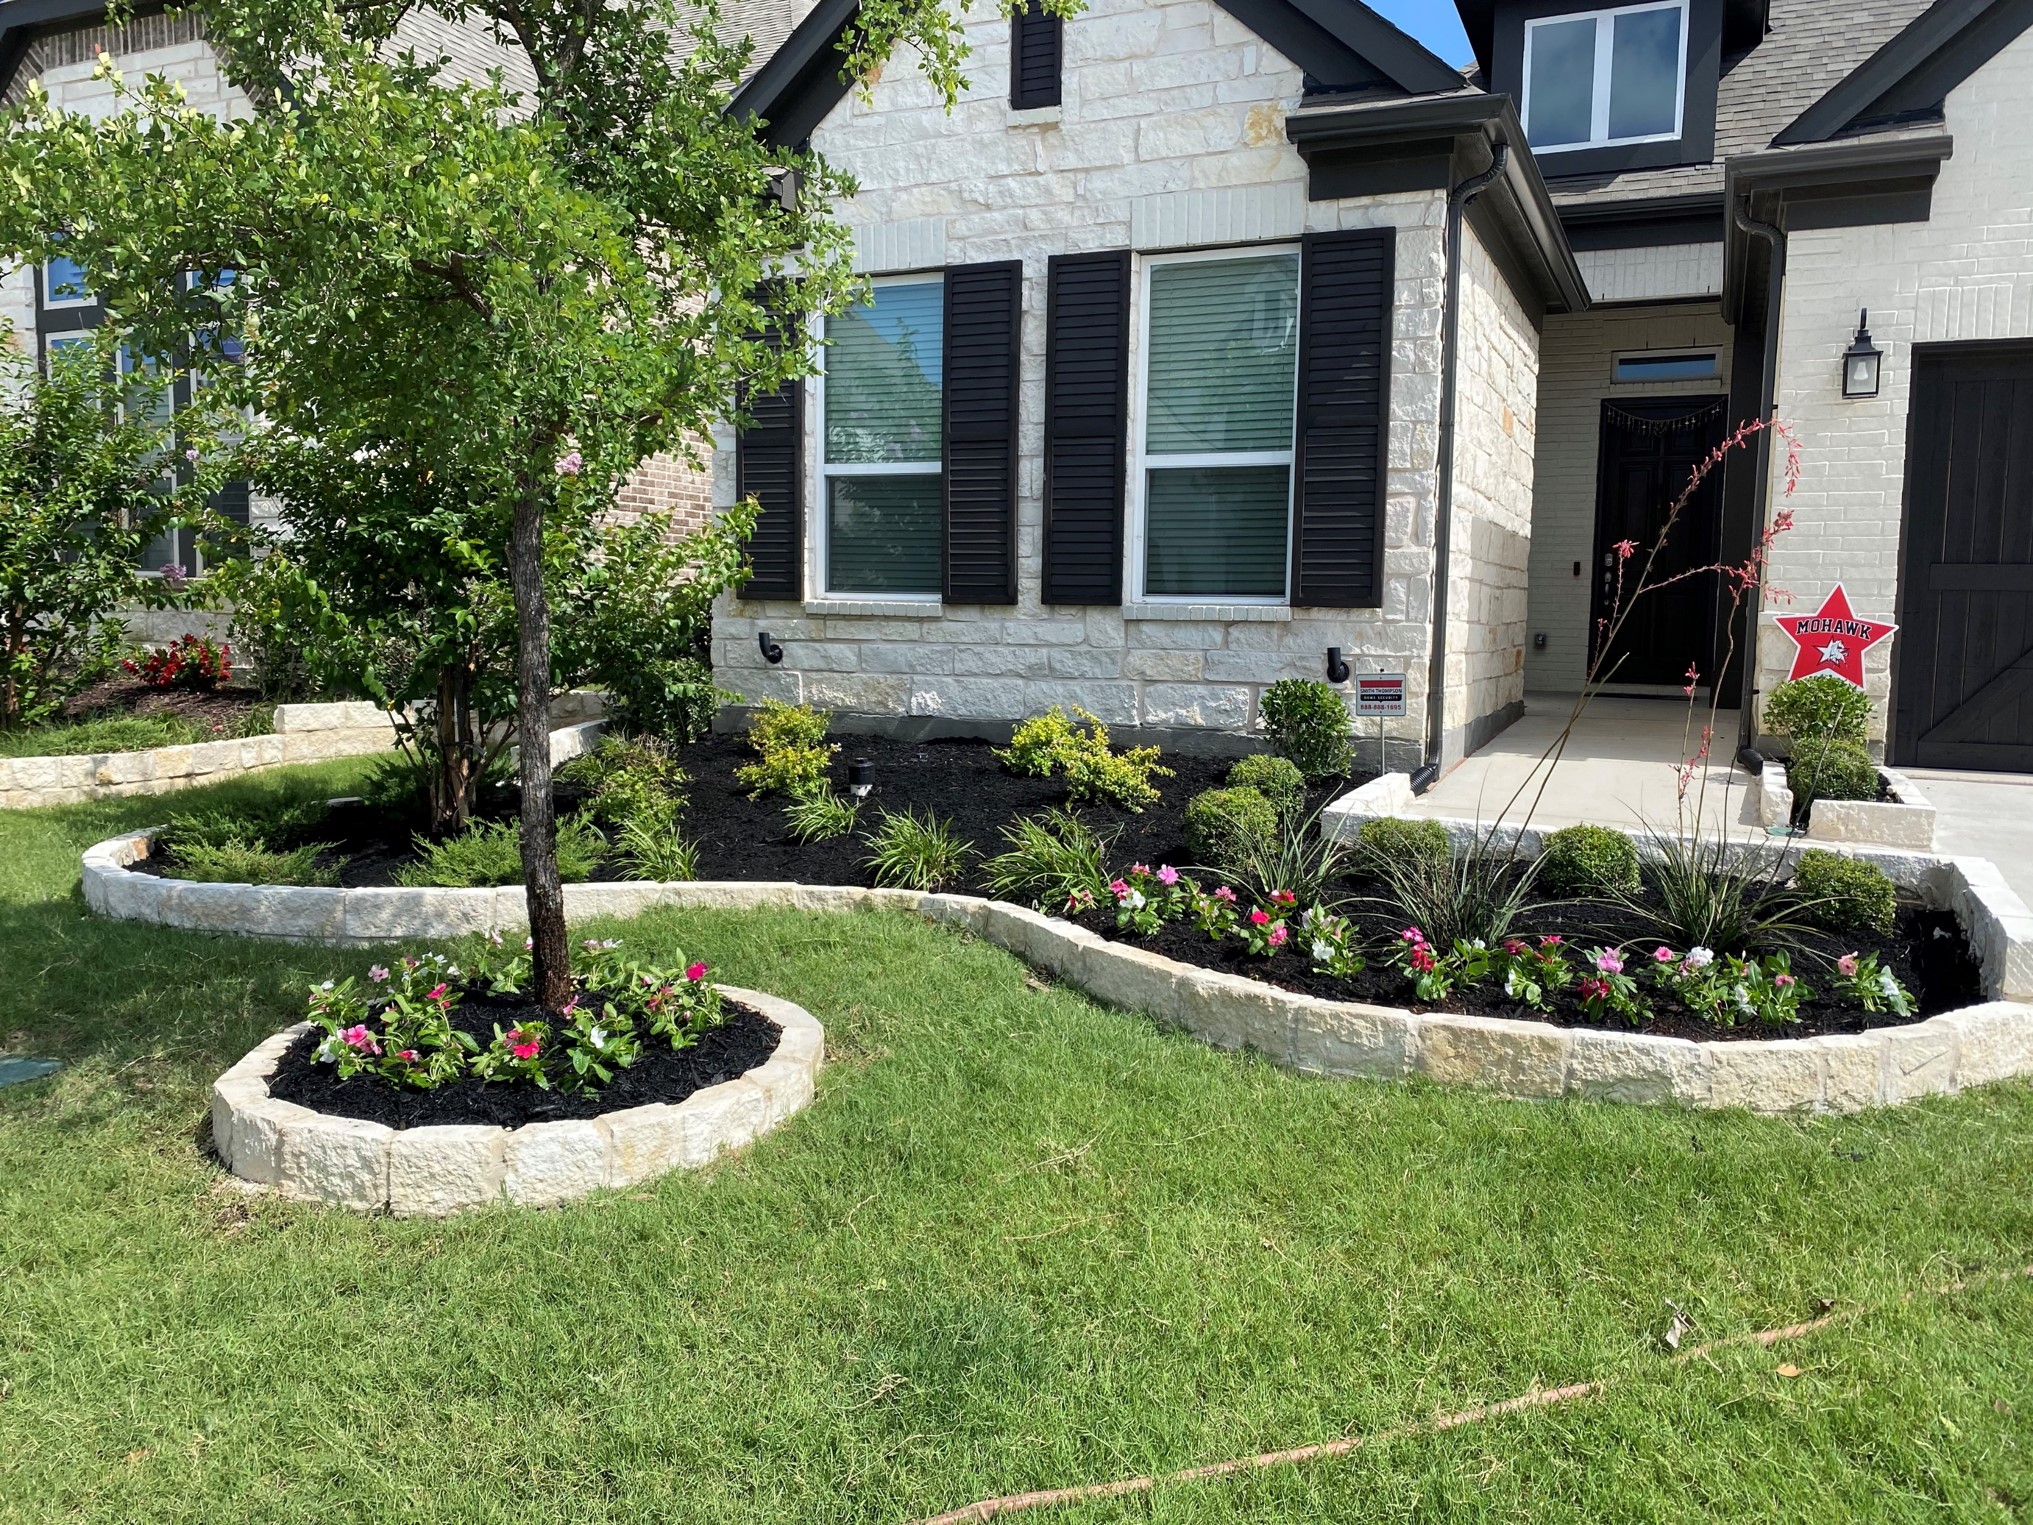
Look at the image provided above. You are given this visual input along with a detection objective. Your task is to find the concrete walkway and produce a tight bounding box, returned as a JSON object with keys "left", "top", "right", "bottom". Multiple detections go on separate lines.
{"left": 1406, "top": 694, "right": 1764, "bottom": 839}
{"left": 1903, "top": 768, "right": 2033, "bottom": 906}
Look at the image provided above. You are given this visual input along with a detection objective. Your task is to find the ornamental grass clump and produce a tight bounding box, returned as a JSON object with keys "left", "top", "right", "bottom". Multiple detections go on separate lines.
{"left": 1228, "top": 801, "right": 1357, "bottom": 907}
{"left": 308, "top": 938, "right": 725, "bottom": 1094}
{"left": 983, "top": 808, "right": 1115, "bottom": 911}
{"left": 784, "top": 786, "right": 861, "bottom": 843}
{"left": 176, "top": 838, "right": 339, "bottom": 888}
{"left": 0, "top": 712, "right": 207, "bottom": 758}
{"left": 397, "top": 814, "right": 606, "bottom": 888}
{"left": 865, "top": 806, "right": 972, "bottom": 891}
{"left": 1624, "top": 830, "right": 1812, "bottom": 955}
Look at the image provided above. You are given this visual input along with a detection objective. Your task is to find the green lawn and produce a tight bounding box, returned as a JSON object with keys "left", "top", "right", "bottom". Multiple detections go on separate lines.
{"left": 1, "top": 764, "right": 2030, "bottom": 1523}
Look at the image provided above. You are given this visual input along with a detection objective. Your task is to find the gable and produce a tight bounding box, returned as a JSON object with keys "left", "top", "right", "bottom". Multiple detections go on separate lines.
{"left": 1773, "top": 0, "right": 2033, "bottom": 143}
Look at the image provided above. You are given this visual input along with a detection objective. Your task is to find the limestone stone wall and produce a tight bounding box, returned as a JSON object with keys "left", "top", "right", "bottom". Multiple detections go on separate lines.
{"left": 1441, "top": 221, "right": 1540, "bottom": 762}
{"left": 1523, "top": 302, "right": 1736, "bottom": 693}
{"left": 711, "top": 0, "right": 1453, "bottom": 755}
{"left": 1759, "top": 24, "right": 2033, "bottom": 747}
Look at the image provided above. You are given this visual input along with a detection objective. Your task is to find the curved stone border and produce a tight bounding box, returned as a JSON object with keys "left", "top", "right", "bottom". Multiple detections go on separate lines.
{"left": 210, "top": 985, "right": 822, "bottom": 1215}
{"left": 98, "top": 843, "right": 2033, "bottom": 1112}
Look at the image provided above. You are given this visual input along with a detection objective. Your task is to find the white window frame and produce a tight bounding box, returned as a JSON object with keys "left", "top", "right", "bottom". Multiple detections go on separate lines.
{"left": 43, "top": 254, "right": 94, "bottom": 310}
{"left": 814, "top": 270, "right": 945, "bottom": 602}
{"left": 1521, "top": 0, "right": 1689, "bottom": 154}
{"left": 1128, "top": 244, "right": 1300, "bottom": 607}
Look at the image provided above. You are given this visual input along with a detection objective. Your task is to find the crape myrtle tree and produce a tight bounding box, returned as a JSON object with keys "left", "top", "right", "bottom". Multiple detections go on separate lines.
{"left": 0, "top": 0, "right": 1041, "bottom": 1011}
{"left": 0, "top": 327, "right": 229, "bottom": 729}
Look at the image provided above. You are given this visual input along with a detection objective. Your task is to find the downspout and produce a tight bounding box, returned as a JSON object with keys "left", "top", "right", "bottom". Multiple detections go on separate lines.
{"left": 1413, "top": 142, "right": 1509, "bottom": 795}
{"left": 1730, "top": 192, "right": 1786, "bottom": 764}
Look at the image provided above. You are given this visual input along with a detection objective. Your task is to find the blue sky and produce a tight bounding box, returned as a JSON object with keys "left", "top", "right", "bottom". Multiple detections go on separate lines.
{"left": 1363, "top": 0, "right": 1474, "bottom": 68}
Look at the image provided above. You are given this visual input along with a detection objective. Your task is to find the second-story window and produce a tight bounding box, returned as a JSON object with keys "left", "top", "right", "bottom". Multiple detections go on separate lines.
{"left": 1010, "top": 1, "right": 1062, "bottom": 110}
{"left": 1523, "top": 0, "right": 1687, "bottom": 152}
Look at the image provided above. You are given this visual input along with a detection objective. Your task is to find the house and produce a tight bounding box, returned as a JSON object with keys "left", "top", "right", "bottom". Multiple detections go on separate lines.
{"left": 710, "top": 0, "right": 2033, "bottom": 778}
{"left": 5, "top": 0, "right": 2031, "bottom": 775}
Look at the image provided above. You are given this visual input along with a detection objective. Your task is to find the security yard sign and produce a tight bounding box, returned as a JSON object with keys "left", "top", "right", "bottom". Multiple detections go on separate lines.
{"left": 1354, "top": 673, "right": 1408, "bottom": 717}
{"left": 1773, "top": 585, "right": 1897, "bottom": 689}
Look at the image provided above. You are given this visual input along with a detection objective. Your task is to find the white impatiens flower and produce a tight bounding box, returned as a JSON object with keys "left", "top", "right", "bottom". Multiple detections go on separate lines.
{"left": 1684, "top": 946, "right": 1715, "bottom": 971}
{"left": 590, "top": 1027, "right": 609, "bottom": 1048}
{"left": 320, "top": 980, "right": 335, "bottom": 991}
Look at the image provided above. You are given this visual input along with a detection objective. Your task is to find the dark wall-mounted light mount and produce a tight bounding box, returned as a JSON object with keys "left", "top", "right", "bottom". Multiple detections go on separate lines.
{"left": 757, "top": 631, "right": 785, "bottom": 665}
{"left": 1842, "top": 309, "right": 1882, "bottom": 399}
{"left": 1325, "top": 647, "right": 1351, "bottom": 684}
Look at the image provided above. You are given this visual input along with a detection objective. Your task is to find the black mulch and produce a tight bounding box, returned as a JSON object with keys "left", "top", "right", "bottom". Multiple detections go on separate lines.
{"left": 265, "top": 994, "right": 780, "bottom": 1129}
{"left": 63, "top": 677, "right": 269, "bottom": 734}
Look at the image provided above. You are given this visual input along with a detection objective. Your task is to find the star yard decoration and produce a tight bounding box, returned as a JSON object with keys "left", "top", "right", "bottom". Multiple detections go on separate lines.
{"left": 1774, "top": 585, "right": 1896, "bottom": 689}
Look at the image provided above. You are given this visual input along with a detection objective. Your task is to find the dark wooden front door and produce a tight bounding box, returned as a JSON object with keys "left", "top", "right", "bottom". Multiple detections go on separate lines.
{"left": 1589, "top": 397, "right": 1728, "bottom": 688}
{"left": 1892, "top": 342, "right": 2033, "bottom": 771}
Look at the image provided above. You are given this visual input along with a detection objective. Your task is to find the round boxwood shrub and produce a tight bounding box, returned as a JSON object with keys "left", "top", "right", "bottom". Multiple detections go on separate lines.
{"left": 1793, "top": 848, "right": 1897, "bottom": 938}
{"left": 1764, "top": 674, "right": 1872, "bottom": 745}
{"left": 1184, "top": 786, "right": 1279, "bottom": 874}
{"left": 1535, "top": 823, "right": 1641, "bottom": 899}
{"left": 1259, "top": 679, "right": 1355, "bottom": 782}
{"left": 1787, "top": 737, "right": 1879, "bottom": 816}
{"left": 1355, "top": 815, "right": 1450, "bottom": 876}
{"left": 1226, "top": 754, "right": 1306, "bottom": 818}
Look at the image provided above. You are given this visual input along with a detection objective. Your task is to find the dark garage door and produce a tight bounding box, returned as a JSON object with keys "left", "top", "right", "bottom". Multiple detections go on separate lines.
{"left": 1893, "top": 342, "right": 2033, "bottom": 771}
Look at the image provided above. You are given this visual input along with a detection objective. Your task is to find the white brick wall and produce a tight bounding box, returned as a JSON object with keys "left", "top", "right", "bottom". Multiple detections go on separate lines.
{"left": 1575, "top": 242, "right": 1722, "bottom": 303}
{"left": 1760, "top": 26, "right": 2033, "bottom": 747}
{"left": 1524, "top": 303, "right": 1736, "bottom": 693}
{"left": 1443, "top": 220, "right": 1540, "bottom": 758}
{"left": 714, "top": 0, "right": 1459, "bottom": 750}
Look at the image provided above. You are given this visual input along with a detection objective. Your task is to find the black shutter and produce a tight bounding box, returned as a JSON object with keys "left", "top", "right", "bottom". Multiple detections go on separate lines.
{"left": 1010, "top": 2, "right": 1062, "bottom": 109}
{"left": 942, "top": 261, "right": 1022, "bottom": 603}
{"left": 1042, "top": 251, "right": 1129, "bottom": 605}
{"left": 735, "top": 335, "right": 804, "bottom": 602}
{"left": 1293, "top": 228, "right": 1394, "bottom": 608}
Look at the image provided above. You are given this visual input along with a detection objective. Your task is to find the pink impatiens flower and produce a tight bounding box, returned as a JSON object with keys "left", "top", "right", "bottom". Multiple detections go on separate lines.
{"left": 425, "top": 983, "right": 449, "bottom": 1003}
{"left": 1156, "top": 865, "right": 1180, "bottom": 887}
{"left": 1130, "top": 863, "right": 1149, "bottom": 877}
{"left": 1503, "top": 939, "right": 1528, "bottom": 956}
{"left": 1579, "top": 976, "right": 1609, "bottom": 1002}
{"left": 339, "top": 1024, "right": 380, "bottom": 1055}
{"left": 1271, "top": 890, "right": 1297, "bottom": 908}
{"left": 1775, "top": 973, "right": 1795, "bottom": 988}
{"left": 1267, "top": 924, "right": 1288, "bottom": 948}
{"left": 397, "top": 1049, "right": 419, "bottom": 1063}
{"left": 1109, "top": 879, "right": 1131, "bottom": 900}
{"left": 1410, "top": 944, "right": 1437, "bottom": 973}
{"left": 1594, "top": 949, "right": 1625, "bottom": 975}
{"left": 1249, "top": 909, "right": 1271, "bottom": 926}
{"left": 367, "top": 964, "right": 390, "bottom": 983}
{"left": 686, "top": 961, "right": 708, "bottom": 982}
{"left": 1539, "top": 935, "right": 1563, "bottom": 948}
{"left": 1836, "top": 953, "right": 1860, "bottom": 977}
{"left": 1212, "top": 886, "right": 1236, "bottom": 904}
{"left": 1652, "top": 946, "right": 1676, "bottom": 964}
{"left": 506, "top": 1028, "right": 542, "bottom": 1061}
{"left": 1400, "top": 927, "right": 1425, "bottom": 945}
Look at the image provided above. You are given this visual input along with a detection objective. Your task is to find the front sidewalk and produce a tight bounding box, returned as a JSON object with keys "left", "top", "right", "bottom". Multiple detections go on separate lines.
{"left": 1403, "top": 695, "right": 1762, "bottom": 840}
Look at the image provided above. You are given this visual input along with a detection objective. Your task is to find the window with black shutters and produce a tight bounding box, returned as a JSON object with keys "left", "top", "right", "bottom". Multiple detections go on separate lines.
{"left": 1010, "top": 1, "right": 1062, "bottom": 110}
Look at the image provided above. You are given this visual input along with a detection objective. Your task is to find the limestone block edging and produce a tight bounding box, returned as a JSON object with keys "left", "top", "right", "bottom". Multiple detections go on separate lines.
{"left": 95, "top": 833, "right": 2033, "bottom": 1113}
{"left": 210, "top": 984, "right": 822, "bottom": 1214}
{"left": 1756, "top": 759, "right": 1939, "bottom": 850}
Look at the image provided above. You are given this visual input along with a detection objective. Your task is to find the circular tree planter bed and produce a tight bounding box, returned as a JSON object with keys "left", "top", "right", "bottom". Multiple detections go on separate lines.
{"left": 211, "top": 985, "right": 822, "bottom": 1214}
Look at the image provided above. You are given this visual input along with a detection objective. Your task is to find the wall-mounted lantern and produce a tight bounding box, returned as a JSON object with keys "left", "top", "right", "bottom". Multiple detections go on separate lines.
{"left": 1841, "top": 310, "right": 1882, "bottom": 399}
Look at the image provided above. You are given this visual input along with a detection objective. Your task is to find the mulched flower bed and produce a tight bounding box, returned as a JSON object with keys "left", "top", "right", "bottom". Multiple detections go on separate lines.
{"left": 61, "top": 677, "right": 270, "bottom": 735}
{"left": 266, "top": 993, "right": 780, "bottom": 1129}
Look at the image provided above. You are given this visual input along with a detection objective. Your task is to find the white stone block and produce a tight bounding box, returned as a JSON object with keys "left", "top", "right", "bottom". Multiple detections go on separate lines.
{"left": 1945, "top": 1002, "right": 2033, "bottom": 1089}
{"left": 1707, "top": 1040, "right": 1823, "bottom": 1113}
{"left": 1810, "top": 1034, "right": 1886, "bottom": 1112}
{"left": 1566, "top": 1031, "right": 1709, "bottom": 1105}
{"left": 604, "top": 1105, "right": 684, "bottom": 1188}
{"left": 1169, "top": 965, "right": 1294, "bottom": 1061}
{"left": 225, "top": 1097, "right": 317, "bottom": 1186}
{"left": 1415, "top": 1013, "right": 1571, "bottom": 1100}
{"left": 1879, "top": 1020, "right": 1958, "bottom": 1101}
{"left": 389, "top": 1125, "right": 508, "bottom": 1216}
{"left": 278, "top": 1115, "right": 393, "bottom": 1209}
{"left": 503, "top": 1120, "right": 609, "bottom": 1207}
{"left": 676, "top": 1079, "right": 768, "bottom": 1167}
{"left": 748, "top": 1056, "right": 817, "bottom": 1127}
{"left": 1286, "top": 995, "right": 1415, "bottom": 1079}
{"left": 1073, "top": 941, "right": 1181, "bottom": 1015}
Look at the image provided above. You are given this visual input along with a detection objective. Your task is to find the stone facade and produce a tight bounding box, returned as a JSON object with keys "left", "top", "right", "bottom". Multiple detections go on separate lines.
{"left": 1523, "top": 302, "right": 1736, "bottom": 693}
{"left": 1756, "top": 24, "right": 2033, "bottom": 747}
{"left": 710, "top": 0, "right": 1514, "bottom": 758}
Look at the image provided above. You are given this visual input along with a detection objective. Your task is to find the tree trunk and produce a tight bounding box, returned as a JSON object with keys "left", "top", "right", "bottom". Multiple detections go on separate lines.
{"left": 508, "top": 475, "right": 571, "bottom": 1012}
{"left": 430, "top": 660, "right": 481, "bottom": 835}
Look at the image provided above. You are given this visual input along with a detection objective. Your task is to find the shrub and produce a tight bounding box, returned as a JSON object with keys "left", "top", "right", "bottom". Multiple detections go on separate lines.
{"left": 1793, "top": 848, "right": 1897, "bottom": 938}
{"left": 616, "top": 817, "right": 699, "bottom": 882}
{"left": 397, "top": 815, "right": 605, "bottom": 888}
{"left": 176, "top": 838, "right": 340, "bottom": 887}
{"left": 558, "top": 733, "right": 689, "bottom": 829}
{"left": 124, "top": 633, "right": 232, "bottom": 691}
{"left": 785, "top": 786, "right": 860, "bottom": 843}
{"left": 222, "top": 550, "right": 332, "bottom": 702}
{"left": 865, "top": 806, "right": 973, "bottom": 891}
{"left": 1765, "top": 674, "right": 1872, "bottom": 745}
{"left": 1355, "top": 816, "right": 1450, "bottom": 877}
{"left": 1535, "top": 824, "right": 1641, "bottom": 898}
{"left": 1787, "top": 737, "right": 1880, "bottom": 816}
{"left": 734, "top": 700, "right": 838, "bottom": 798}
{"left": 1184, "top": 786, "right": 1279, "bottom": 875}
{"left": 1259, "top": 680, "right": 1354, "bottom": 782}
{"left": 983, "top": 808, "right": 1116, "bottom": 911}
{"left": 160, "top": 800, "right": 332, "bottom": 855}
{"left": 1226, "top": 754, "right": 1305, "bottom": 818}
{"left": 998, "top": 705, "right": 1171, "bottom": 811}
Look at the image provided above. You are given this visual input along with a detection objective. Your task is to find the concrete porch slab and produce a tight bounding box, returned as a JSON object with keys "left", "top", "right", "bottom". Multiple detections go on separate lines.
{"left": 1903, "top": 769, "right": 2033, "bottom": 909}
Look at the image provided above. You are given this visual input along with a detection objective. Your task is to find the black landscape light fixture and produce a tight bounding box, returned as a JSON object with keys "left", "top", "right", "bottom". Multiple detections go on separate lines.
{"left": 1325, "top": 647, "right": 1351, "bottom": 684}
{"left": 847, "top": 758, "right": 876, "bottom": 798}
{"left": 1841, "top": 310, "right": 1882, "bottom": 399}
{"left": 757, "top": 630, "right": 784, "bottom": 664}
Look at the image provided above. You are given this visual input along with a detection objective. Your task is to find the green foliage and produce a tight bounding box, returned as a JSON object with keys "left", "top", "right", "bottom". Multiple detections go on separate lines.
{"left": 1365, "top": 839, "right": 1533, "bottom": 951}
{"left": 616, "top": 818, "right": 700, "bottom": 883}
{"left": 1788, "top": 738, "right": 1880, "bottom": 815}
{"left": 0, "top": 331, "right": 229, "bottom": 728}
{"left": 784, "top": 787, "right": 861, "bottom": 844}
{"left": 1258, "top": 680, "right": 1354, "bottom": 782}
{"left": 1535, "top": 824, "right": 1642, "bottom": 899}
{"left": 158, "top": 799, "right": 333, "bottom": 856}
{"left": 1794, "top": 848, "right": 1898, "bottom": 938}
{"left": 1355, "top": 816, "right": 1451, "bottom": 877}
{"left": 175, "top": 838, "right": 340, "bottom": 888}
{"left": 983, "top": 809, "right": 1116, "bottom": 911}
{"left": 558, "top": 733, "right": 689, "bottom": 830}
{"left": 396, "top": 815, "right": 606, "bottom": 889}
{"left": 1627, "top": 831, "right": 1815, "bottom": 955}
{"left": 998, "top": 705, "right": 1171, "bottom": 811}
{"left": 563, "top": 504, "right": 757, "bottom": 742}
{"left": 1184, "top": 787, "right": 1279, "bottom": 876}
{"left": 1765, "top": 674, "right": 1873, "bottom": 745}
{"left": 1228, "top": 802, "right": 1357, "bottom": 906}
{"left": 221, "top": 550, "right": 339, "bottom": 702}
{"left": 1226, "top": 753, "right": 1305, "bottom": 818}
{"left": 0, "top": 712, "right": 205, "bottom": 758}
{"left": 735, "top": 701, "right": 838, "bottom": 798}
{"left": 864, "top": 806, "right": 973, "bottom": 891}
